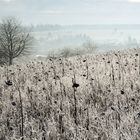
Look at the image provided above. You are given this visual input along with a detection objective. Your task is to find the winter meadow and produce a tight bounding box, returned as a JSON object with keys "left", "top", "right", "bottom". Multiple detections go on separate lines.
{"left": 1, "top": 0, "right": 140, "bottom": 139}
{"left": 1, "top": 48, "right": 140, "bottom": 139}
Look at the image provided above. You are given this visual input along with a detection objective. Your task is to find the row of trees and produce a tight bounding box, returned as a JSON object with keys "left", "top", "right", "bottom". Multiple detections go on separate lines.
{"left": 0, "top": 17, "right": 32, "bottom": 65}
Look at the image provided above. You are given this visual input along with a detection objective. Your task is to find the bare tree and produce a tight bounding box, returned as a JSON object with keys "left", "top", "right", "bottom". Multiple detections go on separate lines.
{"left": 82, "top": 40, "right": 97, "bottom": 54}
{"left": 60, "top": 47, "right": 73, "bottom": 58}
{"left": 0, "top": 17, "right": 32, "bottom": 65}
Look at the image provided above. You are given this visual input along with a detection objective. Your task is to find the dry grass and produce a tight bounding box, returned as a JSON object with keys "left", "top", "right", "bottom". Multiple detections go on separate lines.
{"left": 1, "top": 48, "right": 140, "bottom": 140}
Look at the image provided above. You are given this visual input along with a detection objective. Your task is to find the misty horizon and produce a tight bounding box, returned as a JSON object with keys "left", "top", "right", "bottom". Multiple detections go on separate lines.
{"left": 1, "top": 0, "right": 140, "bottom": 56}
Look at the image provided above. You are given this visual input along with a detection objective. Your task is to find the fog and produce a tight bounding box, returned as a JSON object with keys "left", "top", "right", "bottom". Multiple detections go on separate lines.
{"left": 0, "top": 0, "right": 140, "bottom": 56}
{"left": 32, "top": 24, "right": 140, "bottom": 55}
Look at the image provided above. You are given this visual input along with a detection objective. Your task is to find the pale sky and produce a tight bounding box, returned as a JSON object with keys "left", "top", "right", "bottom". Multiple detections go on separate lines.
{"left": 0, "top": 0, "right": 140, "bottom": 25}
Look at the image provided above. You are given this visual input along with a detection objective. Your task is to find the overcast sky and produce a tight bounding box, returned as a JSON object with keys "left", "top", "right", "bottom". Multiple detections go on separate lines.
{"left": 0, "top": 0, "right": 140, "bottom": 25}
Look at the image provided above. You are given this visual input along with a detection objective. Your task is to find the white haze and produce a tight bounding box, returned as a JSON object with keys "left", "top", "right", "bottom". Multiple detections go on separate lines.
{"left": 32, "top": 25, "right": 140, "bottom": 55}
{"left": 0, "top": 0, "right": 140, "bottom": 55}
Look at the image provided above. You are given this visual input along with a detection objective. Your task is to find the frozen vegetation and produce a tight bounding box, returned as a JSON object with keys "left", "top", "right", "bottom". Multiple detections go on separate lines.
{"left": 1, "top": 48, "right": 140, "bottom": 139}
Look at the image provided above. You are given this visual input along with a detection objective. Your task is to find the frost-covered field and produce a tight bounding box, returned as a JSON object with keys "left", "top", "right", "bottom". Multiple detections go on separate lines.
{"left": 1, "top": 48, "right": 140, "bottom": 139}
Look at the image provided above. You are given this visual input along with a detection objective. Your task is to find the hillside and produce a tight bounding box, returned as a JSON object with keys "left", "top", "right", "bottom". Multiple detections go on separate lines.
{"left": 1, "top": 48, "right": 140, "bottom": 140}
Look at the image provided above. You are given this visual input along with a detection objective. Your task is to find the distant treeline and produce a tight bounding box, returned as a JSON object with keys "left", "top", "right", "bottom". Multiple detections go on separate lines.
{"left": 30, "top": 24, "right": 140, "bottom": 32}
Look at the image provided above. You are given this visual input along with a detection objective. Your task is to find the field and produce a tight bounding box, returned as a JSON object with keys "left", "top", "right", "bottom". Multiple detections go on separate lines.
{"left": 1, "top": 48, "right": 140, "bottom": 140}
